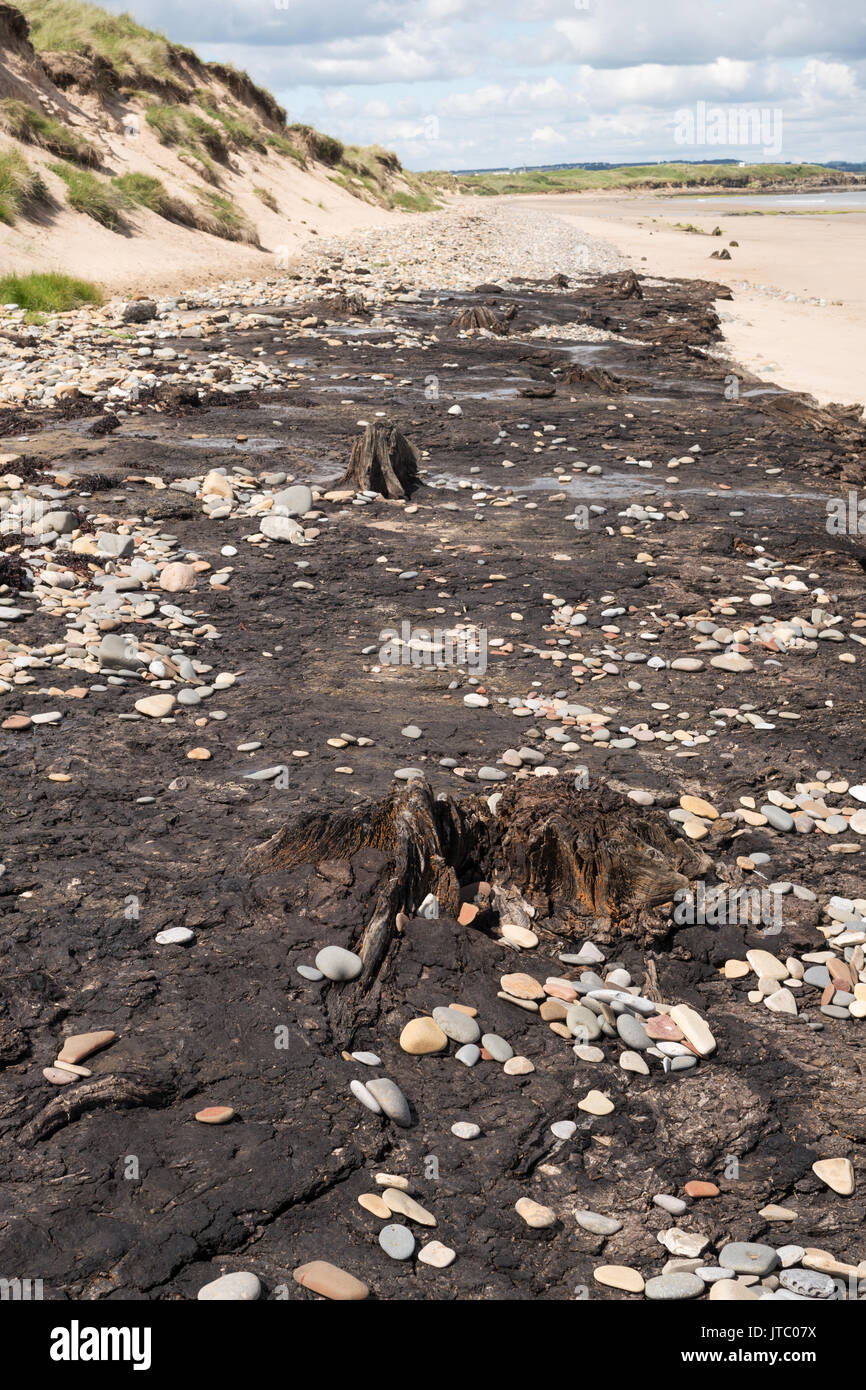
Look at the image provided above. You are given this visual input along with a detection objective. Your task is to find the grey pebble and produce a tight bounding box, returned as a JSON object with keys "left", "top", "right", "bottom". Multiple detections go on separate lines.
{"left": 645, "top": 1272, "right": 705, "bottom": 1300}
{"left": 575, "top": 1210, "right": 622, "bottom": 1236}
{"left": 432, "top": 1006, "right": 480, "bottom": 1044}
{"left": 779, "top": 1268, "right": 836, "bottom": 1299}
{"left": 719, "top": 1242, "right": 779, "bottom": 1276}
{"left": 366, "top": 1077, "right": 413, "bottom": 1127}
{"left": 315, "top": 945, "right": 363, "bottom": 981}
{"left": 480, "top": 1033, "right": 513, "bottom": 1061}
{"left": 455, "top": 1044, "right": 481, "bottom": 1066}
{"left": 379, "top": 1224, "right": 415, "bottom": 1260}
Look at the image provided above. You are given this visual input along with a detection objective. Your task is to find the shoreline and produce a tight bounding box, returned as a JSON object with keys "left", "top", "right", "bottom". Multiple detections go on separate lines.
{"left": 506, "top": 190, "right": 866, "bottom": 412}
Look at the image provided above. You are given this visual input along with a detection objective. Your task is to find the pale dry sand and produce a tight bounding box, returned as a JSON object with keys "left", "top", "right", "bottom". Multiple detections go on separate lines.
{"left": 510, "top": 192, "right": 866, "bottom": 410}
{"left": 0, "top": 103, "right": 393, "bottom": 297}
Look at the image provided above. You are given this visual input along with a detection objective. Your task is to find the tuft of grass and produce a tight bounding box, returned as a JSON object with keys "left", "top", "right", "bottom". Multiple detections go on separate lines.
{"left": 0, "top": 148, "right": 49, "bottom": 225}
{"left": 0, "top": 270, "right": 103, "bottom": 312}
{"left": 0, "top": 99, "right": 100, "bottom": 166}
{"left": 112, "top": 171, "right": 197, "bottom": 227}
{"left": 15, "top": 0, "right": 181, "bottom": 80}
{"left": 48, "top": 161, "right": 125, "bottom": 228}
{"left": 390, "top": 189, "right": 438, "bottom": 212}
{"left": 197, "top": 189, "right": 258, "bottom": 244}
{"left": 254, "top": 185, "right": 278, "bottom": 212}
{"left": 146, "top": 104, "right": 229, "bottom": 163}
{"left": 266, "top": 132, "right": 306, "bottom": 166}
{"left": 288, "top": 124, "right": 344, "bottom": 167}
{"left": 196, "top": 91, "right": 265, "bottom": 152}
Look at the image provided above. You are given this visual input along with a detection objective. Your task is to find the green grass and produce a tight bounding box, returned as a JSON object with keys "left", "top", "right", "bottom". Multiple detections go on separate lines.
{"left": 266, "top": 132, "right": 306, "bottom": 166}
{"left": 0, "top": 270, "right": 103, "bottom": 312}
{"left": 0, "top": 148, "right": 48, "bottom": 225}
{"left": 195, "top": 91, "right": 266, "bottom": 152}
{"left": 390, "top": 189, "right": 438, "bottom": 212}
{"left": 14, "top": 0, "right": 188, "bottom": 79}
{"left": 458, "top": 161, "right": 843, "bottom": 196}
{"left": 254, "top": 185, "right": 278, "bottom": 212}
{"left": 0, "top": 99, "right": 100, "bottom": 167}
{"left": 112, "top": 171, "right": 198, "bottom": 227}
{"left": 145, "top": 105, "right": 229, "bottom": 162}
{"left": 197, "top": 189, "right": 258, "bottom": 244}
{"left": 48, "top": 161, "right": 125, "bottom": 228}
{"left": 288, "top": 124, "right": 344, "bottom": 167}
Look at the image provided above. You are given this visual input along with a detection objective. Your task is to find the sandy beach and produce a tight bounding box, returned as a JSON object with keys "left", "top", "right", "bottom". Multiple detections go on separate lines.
{"left": 510, "top": 192, "right": 866, "bottom": 411}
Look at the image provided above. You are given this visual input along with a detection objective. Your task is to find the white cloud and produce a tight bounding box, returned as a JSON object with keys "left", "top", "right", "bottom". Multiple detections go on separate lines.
{"left": 97, "top": 0, "right": 866, "bottom": 167}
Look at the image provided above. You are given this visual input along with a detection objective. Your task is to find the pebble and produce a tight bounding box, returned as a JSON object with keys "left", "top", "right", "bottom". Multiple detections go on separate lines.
{"left": 293, "top": 1260, "right": 369, "bottom": 1300}
{"left": 432, "top": 1006, "right": 480, "bottom": 1043}
{"left": 382, "top": 1189, "right": 436, "bottom": 1226}
{"left": 350, "top": 1079, "right": 382, "bottom": 1114}
{"left": 366, "top": 1077, "right": 413, "bottom": 1126}
{"left": 197, "top": 1272, "right": 260, "bottom": 1301}
{"left": 577, "top": 1089, "right": 614, "bottom": 1115}
{"left": 451, "top": 1121, "right": 481, "bottom": 1139}
{"left": 718, "top": 1242, "right": 779, "bottom": 1276}
{"left": 155, "top": 927, "right": 195, "bottom": 946}
{"left": 644, "top": 1272, "right": 704, "bottom": 1300}
{"left": 576, "top": 1210, "right": 622, "bottom": 1236}
{"left": 515, "top": 1197, "right": 557, "bottom": 1228}
{"left": 379, "top": 1223, "right": 416, "bottom": 1260}
{"left": 57, "top": 1030, "right": 116, "bottom": 1065}
{"left": 418, "top": 1241, "right": 456, "bottom": 1268}
{"left": 667, "top": 1004, "right": 716, "bottom": 1056}
{"left": 594, "top": 1265, "right": 645, "bottom": 1293}
{"left": 195, "top": 1106, "right": 234, "bottom": 1124}
{"left": 480, "top": 1033, "right": 513, "bottom": 1061}
{"left": 455, "top": 1044, "right": 481, "bottom": 1066}
{"left": 400, "top": 1017, "right": 449, "bottom": 1054}
{"left": 779, "top": 1268, "right": 836, "bottom": 1299}
{"left": 620, "top": 1050, "right": 649, "bottom": 1075}
{"left": 812, "top": 1157, "right": 854, "bottom": 1195}
{"left": 358, "top": 1193, "right": 390, "bottom": 1218}
{"left": 315, "top": 945, "right": 363, "bottom": 981}
{"left": 503, "top": 1055, "right": 534, "bottom": 1075}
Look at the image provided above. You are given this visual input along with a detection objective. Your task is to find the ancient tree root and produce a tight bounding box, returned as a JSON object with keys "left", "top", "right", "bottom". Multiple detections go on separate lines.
{"left": 560, "top": 363, "right": 627, "bottom": 395}
{"left": 337, "top": 421, "right": 420, "bottom": 499}
{"left": 245, "top": 779, "right": 710, "bottom": 1038}
{"left": 606, "top": 269, "right": 643, "bottom": 299}
{"left": 450, "top": 306, "right": 511, "bottom": 334}
{"left": 317, "top": 293, "right": 369, "bottom": 318}
{"left": 21, "top": 1072, "right": 174, "bottom": 1146}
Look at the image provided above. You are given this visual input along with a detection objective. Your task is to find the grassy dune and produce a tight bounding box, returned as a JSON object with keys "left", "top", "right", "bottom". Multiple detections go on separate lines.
{"left": 458, "top": 162, "right": 846, "bottom": 196}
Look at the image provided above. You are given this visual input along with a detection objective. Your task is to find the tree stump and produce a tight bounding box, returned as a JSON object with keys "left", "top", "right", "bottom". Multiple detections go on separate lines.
{"left": 449, "top": 306, "right": 511, "bottom": 334}
{"left": 561, "top": 363, "right": 627, "bottom": 395}
{"left": 337, "top": 421, "right": 420, "bottom": 499}
{"left": 244, "top": 778, "right": 710, "bottom": 1040}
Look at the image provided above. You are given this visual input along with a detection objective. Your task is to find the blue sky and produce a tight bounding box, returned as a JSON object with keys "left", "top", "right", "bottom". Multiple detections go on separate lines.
{"left": 103, "top": 0, "right": 866, "bottom": 169}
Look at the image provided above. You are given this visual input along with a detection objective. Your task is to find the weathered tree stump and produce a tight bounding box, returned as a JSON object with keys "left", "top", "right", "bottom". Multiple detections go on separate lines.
{"left": 607, "top": 270, "right": 644, "bottom": 299}
{"left": 561, "top": 363, "right": 627, "bottom": 395}
{"left": 317, "top": 292, "right": 369, "bottom": 318}
{"left": 450, "top": 306, "right": 511, "bottom": 334}
{"left": 244, "top": 778, "right": 710, "bottom": 1040}
{"left": 337, "top": 421, "right": 420, "bottom": 499}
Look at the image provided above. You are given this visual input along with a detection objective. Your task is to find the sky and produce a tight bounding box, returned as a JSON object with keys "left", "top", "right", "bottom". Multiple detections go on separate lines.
{"left": 104, "top": 0, "right": 866, "bottom": 170}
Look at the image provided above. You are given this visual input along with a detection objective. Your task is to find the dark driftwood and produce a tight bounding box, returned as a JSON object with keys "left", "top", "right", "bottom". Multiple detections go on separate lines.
{"left": 338, "top": 421, "right": 420, "bottom": 498}
{"left": 244, "top": 779, "right": 710, "bottom": 1041}
{"left": 21, "top": 1072, "right": 173, "bottom": 1146}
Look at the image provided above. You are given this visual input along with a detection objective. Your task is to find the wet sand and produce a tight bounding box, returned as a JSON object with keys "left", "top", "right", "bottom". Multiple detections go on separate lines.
{"left": 509, "top": 191, "right": 866, "bottom": 411}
